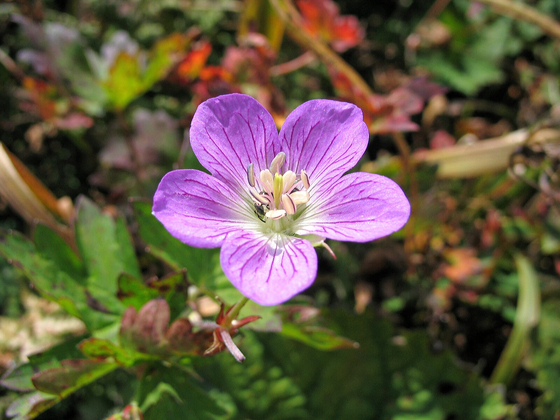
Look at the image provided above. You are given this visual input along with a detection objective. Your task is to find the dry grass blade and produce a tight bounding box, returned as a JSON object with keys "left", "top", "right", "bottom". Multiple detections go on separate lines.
{"left": 0, "top": 143, "right": 74, "bottom": 246}
{"left": 414, "top": 128, "right": 560, "bottom": 178}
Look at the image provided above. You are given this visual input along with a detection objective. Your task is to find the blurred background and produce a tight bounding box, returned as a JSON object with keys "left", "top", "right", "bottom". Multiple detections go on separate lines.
{"left": 1, "top": 0, "right": 560, "bottom": 419}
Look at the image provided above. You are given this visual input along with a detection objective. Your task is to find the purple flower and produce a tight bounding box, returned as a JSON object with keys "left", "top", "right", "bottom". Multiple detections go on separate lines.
{"left": 153, "top": 94, "right": 410, "bottom": 305}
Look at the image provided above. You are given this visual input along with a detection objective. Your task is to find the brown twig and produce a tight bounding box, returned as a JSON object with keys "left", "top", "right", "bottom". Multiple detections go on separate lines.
{"left": 476, "top": 0, "right": 560, "bottom": 39}
{"left": 269, "top": 0, "right": 412, "bottom": 163}
{"left": 268, "top": 0, "right": 375, "bottom": 98}
{"left": 0, "top": 49, "right": 25, "bottom": 81}
{"left": 269, "top": 50, "right": 316, "bottom": 76}
{"left": 115, "top": 110, "right": 147, "bottom": 191}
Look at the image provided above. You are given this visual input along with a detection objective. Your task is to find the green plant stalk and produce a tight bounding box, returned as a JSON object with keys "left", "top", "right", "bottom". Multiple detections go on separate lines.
{"left": 489, "top": 254, "right": 540, "bottom": 385}
{"left": 224, "top": 296, "right": 251, "bottom": 327}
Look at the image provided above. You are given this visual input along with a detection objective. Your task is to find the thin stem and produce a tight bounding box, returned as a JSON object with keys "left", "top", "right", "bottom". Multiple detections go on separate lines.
{"left": 0, "top": 49, "right": 25, "bottom": 81}
{"left": 115, "top": 110, "right": 147, "bottom": 192}
{"left": 269, "top": 0, "right": 413, "bottom": 169}
{"left": 476, "top": 0, "right": 560, "bottom": 39}
{"left": 269, "top": 51, "right": 316, "bottom": 76}
{"left": 223, "top": 296, "right": 250, "bottom": 327}
{"left": 269, "top": 0, "right": 374, "bottom": 98}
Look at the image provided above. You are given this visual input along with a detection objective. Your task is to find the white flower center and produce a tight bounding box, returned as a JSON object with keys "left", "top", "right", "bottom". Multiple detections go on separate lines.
{"left": 247, "top": 152, "right": 310, "bottom": 228}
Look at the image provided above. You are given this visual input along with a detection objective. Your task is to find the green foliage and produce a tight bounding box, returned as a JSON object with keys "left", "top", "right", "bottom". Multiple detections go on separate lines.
{"left": 3, "top": 0, "right": 560, "bottom": 418}
{"left": 137, "top": 365, "right": 228, "bottom": 420}
{"left": 0, "top": 228, "right": 116, "bottom": 330}
{"left": 76, "top": 197, "right": 140, "bottom": 314}
{"left": 196, "top": 310, "right": 515, "bottom": 420}
{"left": 528, "top": 299, "right": 560, "bottom": 418}
{"left": 133, "top": 201, "right": 221, "bottom": 290}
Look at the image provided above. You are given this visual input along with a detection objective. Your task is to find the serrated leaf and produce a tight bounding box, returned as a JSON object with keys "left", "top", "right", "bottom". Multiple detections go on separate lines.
{"left": 33, "top": 223, "right": 86, "bottom": 284}
{"left": 5, "top": 391, "right": 57, "bottom": 420}
{"left": 133, "top": 201, "right": 219, "bottom": 287}
{"left": 280, "top": 323, "right": 358, "bottom": 350}
{"left": 118, "top": 270, "right": 188, "bottom": 320}
{"left": 115, "top": 216, "right": 142, "bottom": 278}
{"left": 75, "top": 197, "right": 140, "bottom": 313}
{"left": 137, "top": 366, "right": 227, "bottom": 420}
{"left": 0, "top": 364, "right": 36, "bottom": 392}
{"left": 139, "top": 382, "right": 183, "bottom": 412}
{"left": 104, "top": 52, "right": 144, "bottom": 110}
{"left": 78, "top": 338, "right": 145, "bottom": 366}
{"left": 31, "top": 359, "right": 118, "bottom": 397}
{"left": 143, "top": 33, "right": 187, "bottom": 88}
{"left": 0, "top": 229, "right": 116, "bottom": 330}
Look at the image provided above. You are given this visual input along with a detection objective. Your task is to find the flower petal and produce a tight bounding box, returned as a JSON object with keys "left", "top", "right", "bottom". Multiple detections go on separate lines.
{"left": 220, "top": 231, "right": 318, "bottom": 306}
{"left": 278, "top": 99, "right": 369, "bottom": 191}
{"left": 190, "top": 93, "right": 279, "bottom": 193}
{"left": 153, "top": 169, "right": 256, "bottom": 248}
{"left": 297, "top": 172, "right": 410, "bottom": 242}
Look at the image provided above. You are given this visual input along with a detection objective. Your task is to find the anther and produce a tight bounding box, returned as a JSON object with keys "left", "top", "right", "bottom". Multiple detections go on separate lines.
{"left": 269, "top": 152, "right": 286, "bottom": 174}
{"left": 281, "top": 194, "right": 296, "bottom": 215}
{"left": 283, "top": 171, "right": 296, "bottom": 192}
{"left": 266, "top": 209, "right": 286, "bottom": 219}
{"left": 260, "top": 170, "right": 274, "bottom": 194}
{"left": 247, "top": 163, "right": 255, "bottom": 187}
{"left": 300, "top": 170, "right": 310, "bottom": 189}
{"left": 250, "top": 188, "right": 270, "bottom": 205}
{"left": 290, "top": 190, "right": 309, "bottom": 205}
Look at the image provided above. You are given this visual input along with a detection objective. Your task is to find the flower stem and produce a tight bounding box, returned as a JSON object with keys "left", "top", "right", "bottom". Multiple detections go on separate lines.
{"left": 224, "top": 296, "right": 250, "bottom": 326}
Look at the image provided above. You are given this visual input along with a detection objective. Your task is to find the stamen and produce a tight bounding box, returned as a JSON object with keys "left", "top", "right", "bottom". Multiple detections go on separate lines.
{"left": 290, "top": 190, "right": 309, "bottom": 205}
{"left": 281, "top": 194, "right": 296, "bottom": 214}
{"left": 283, "top": 171, "right": 296, "bottom": 192}
{"left": 273, "top": 173, "right": 283, "bottom": 209}
{"left": 260, "top": 170, "right": 274, "bottom": 194}
{"left": 301, "top": 170, "right": 310, "bottom": 189}
{"left": 250, "top": 188, "right": 270, "bottom": 205}
{"left": 269, "top": 152, "right": 286, "bottom": 174}
{"left": 266, "top": 209, "right": 286, "bottom": 219}
{"left": 247, "top": 163, "right": 255, "bottom": 187}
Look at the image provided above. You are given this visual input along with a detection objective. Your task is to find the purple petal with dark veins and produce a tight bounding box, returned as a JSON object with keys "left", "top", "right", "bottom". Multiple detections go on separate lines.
{"left": 153, "top": 169, "right": 256, "bottom": 248}
{"left": 220, "top": 231, "right": 318, "bottom": 306}
{"left": 190, "top": 94, "right": 279, "bottom": 194}
{"left": 296, "top": 172, "right": 410, "bottom": 242}
{"left": 277, "top": 100, "right": 369, "bottom": 192}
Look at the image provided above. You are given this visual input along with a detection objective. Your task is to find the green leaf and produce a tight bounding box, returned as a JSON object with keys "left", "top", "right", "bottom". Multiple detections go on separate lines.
{"left": 280, "top": 323, "right": 358, "bottom": 351}
{"left": 195, "top": 310, "right": 515, "bottom": 420}
{"left": 104, "top": 52, "right": 144, "bottom": 110}
{"left": 33, "top": 223, "right": 86, "bottom": 284}
{"left": 31, "top": 359, "right": 118, "bottom": 397}
{"left": 490, "top": 254, "right": 541, "bottom": 385}
{"left": 133, "top": 201, "right": 219, "bottom": 287}
{"left": 139, "top": 382, "right": 183, "bottom": 412}
{"left": 118, "top": 273, "right": 160, "bottom": 311}
{"left": 0, "top": 364, "right": 37, "bottom": 392}
{"left": 137, "top": 365, "right": 227, "bottom": 420}
{"left": 0, "top": 229, "right": 116, "bottom": 330}
{"left": 2, "top": 336, "right": 103, "bottom": 420}
{"left": 5, "top": 391, "right": 57, "bottom": 420}
{"left": 142, "top": 33, "right": 186, "bottom": 88}
{"left": 118, "top": 270, "right": 188, "bottom": 320}
{"left": 115, "top": 216, "right": 142, "bottom": 279}
{"left": 78, "top": 338, "right": 147, "bottom": 367}
{"left": 76, "top": 197, "right": 140, "bottom": 313}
